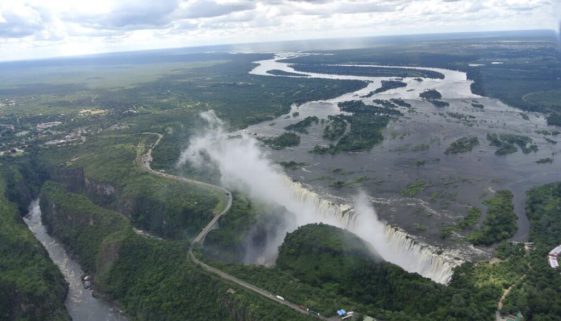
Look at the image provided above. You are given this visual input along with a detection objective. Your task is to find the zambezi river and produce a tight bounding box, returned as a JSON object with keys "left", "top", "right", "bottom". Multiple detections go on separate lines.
{"left": 23, "top": 200, "right": 127, "bottom": 321}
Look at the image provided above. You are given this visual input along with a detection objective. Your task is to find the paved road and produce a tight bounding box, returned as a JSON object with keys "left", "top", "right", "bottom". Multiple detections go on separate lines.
{"left": 188, "top": 251, "right": 329, "bottom": 320}
{"left": 137, "top": 132, "right": 328, "bottom": 320}
{"left": 137, "top": 133, "right": 232, "bottom": 243}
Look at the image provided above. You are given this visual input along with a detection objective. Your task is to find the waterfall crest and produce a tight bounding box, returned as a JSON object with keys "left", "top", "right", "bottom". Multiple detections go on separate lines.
{"left": 178, "top": 110, "right": 461, "bottom": 284}
{"left": 287, "top": 179, "right": 461, "bottom": 284}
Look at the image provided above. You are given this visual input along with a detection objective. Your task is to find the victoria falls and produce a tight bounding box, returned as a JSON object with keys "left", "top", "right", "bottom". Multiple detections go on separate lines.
{"left": 2, "top": 1, "right": 561, "bottom": 321}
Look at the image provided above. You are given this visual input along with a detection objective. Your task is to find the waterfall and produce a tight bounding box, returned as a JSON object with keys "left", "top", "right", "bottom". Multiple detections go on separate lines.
{"left": 178, "top": 110, "right": 461, "bottom": 285}
{"left": 287, "top": 179, "right": 461, "bottom": 284}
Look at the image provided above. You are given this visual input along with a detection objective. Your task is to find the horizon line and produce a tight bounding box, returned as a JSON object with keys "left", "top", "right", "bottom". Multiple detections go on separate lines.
{"left": 1, "top": 28, "right": 557, "bottom": 65}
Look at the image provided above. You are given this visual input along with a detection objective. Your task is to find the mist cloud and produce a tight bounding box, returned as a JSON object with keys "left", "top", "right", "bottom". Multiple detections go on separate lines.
{"left": 177, "top": 111, "right": 455, "bottom": 283}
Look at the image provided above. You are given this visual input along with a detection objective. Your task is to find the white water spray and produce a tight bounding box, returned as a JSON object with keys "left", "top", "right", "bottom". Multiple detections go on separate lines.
{"left": 178, "top": 111, "right": 460, "bottom": 283}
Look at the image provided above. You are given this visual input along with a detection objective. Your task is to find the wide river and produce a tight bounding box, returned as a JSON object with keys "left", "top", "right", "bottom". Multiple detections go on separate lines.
{"left": 246, "top": 53, "right": 561, "bottom": 254}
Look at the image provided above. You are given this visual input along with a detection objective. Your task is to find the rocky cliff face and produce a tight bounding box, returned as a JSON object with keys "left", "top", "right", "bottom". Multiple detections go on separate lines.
{"left": 0, "top": 180, "right": 70, "bottom": 321}
{"left": 51, "top": 166, "right": 117, "bottom": 205}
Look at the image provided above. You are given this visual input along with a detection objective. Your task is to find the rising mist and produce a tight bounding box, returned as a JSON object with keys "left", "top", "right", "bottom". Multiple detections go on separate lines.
{"left": 178, "top": 111, "right": 455, "bottom": 282}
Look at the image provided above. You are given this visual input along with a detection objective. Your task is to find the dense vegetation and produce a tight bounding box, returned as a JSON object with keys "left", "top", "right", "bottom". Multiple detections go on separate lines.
{"left": 261, "top": 132, "right": 301, "bottom": 149}
{"left": 0, "top": 172, "right": 69, "bottom": 321}
{"left": 279, "top": 160, "right": 307, "bottom": 170}
{"left": 419, "top": 89, "right": 450, "bottom": 107}
{"left": 284, "top": 116, "right": 319, "bottom": 134}
{"left": 390, "top": 98, "right": 412, "bottom": 108}
{"left": 487, "top": 133, "right": 538, "bottom": 155}
{"left": 267, "top": 69, "right": 308, "bottom": 77}
{"left": 501, "top": 183, "right": 561, "bottom": 320}
{"left": 468, "top": 190, "right": 517, "bottom": 246}
{"left": 40, "top": 134, "right": 222, "bottom": 240}
{"left": 420, "top": 89, "right": 442, "bottom": 100}
{"left": 0, "top": 50, "right": 381, "bottom": 321}
{"left": 203, "top": 193, "right": 257, "bottom": 262}
{"left": 213, "top": 223, "right": 503, "bottom": 321}
{"left": 363, "top": 80, "right": 407, "bottom": 97}
{"left": 445, "top": 136, "right": 479, "bottom": 154}
{"left": 0, "top": 52, "right": 368, "bottom": 178}
{"left": 546, "top": 113, "right": 561, "bottom": 127}
{"left": 39, "top": 181, "right": 316, "bottom": 321}
{"left": 400, "top": 179, "right": 426, "bottom": 197}
{"left": 322, "top": 115, "right": 347, "bottom": 140}
{"left": 339, "top": 100, "right": 402, "bottom": 116}
{"left": 311, "top": 100, "right": 402, "bottom": 154}
{"left": 472, "top": 102, "right": 485, "bottom": 109}
{"left": 441, "top": 207, "right": 482, "bottom": 239}
{"left": 291, "top": 64, "right": 444, "bottom": 79}
{"left": 283, "top": 31, "right": 561, "bottom": 118}
{"left": 3, "top": 34, "right": 561, "bottom": 321}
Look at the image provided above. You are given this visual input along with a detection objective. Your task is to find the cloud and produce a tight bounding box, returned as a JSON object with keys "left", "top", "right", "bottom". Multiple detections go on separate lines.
{"left": 0, "top": 0, "right": 557, "bottom": 61}
{"left": 74, "top": 0, "right": 180, "bottom": 30}
{"left": 178, "top": 0, "right": 255, "bottom": 19}
{"left": 0, "top": 3, "right": 44, "bottom": 38}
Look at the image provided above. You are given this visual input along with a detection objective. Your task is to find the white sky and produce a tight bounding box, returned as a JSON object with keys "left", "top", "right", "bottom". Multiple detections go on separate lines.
{"left": 0, "top": 0, "right": 559, "bottom": 61}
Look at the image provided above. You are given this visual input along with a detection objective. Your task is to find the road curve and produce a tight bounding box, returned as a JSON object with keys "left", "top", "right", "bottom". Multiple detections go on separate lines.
{"left": 137, "top": 132, "right": 328, "bottom": 320}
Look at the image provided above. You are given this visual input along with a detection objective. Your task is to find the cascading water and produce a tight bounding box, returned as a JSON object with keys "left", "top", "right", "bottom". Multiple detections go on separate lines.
{"left": 290, "top": 181, "right": 461, "bottom": 284}
{"left": 178, "top": 111, "right": 461, "bottom": 284}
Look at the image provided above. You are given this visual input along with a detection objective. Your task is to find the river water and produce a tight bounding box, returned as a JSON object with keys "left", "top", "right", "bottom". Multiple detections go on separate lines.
{"left": 23, "top": 200, "right": 127, "bottom": 321}
{"left": 245, "top": 53, "right": 561, "bottom": 254}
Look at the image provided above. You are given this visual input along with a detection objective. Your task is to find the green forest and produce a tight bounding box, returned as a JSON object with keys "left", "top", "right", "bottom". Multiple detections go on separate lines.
{"left": 1, "top": 33, "right": 561, "bottom": 321}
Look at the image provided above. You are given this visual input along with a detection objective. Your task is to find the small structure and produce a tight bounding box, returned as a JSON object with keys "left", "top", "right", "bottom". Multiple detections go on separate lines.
{"left": 81, "top": 274, "right": 93, "bottom": 289}
{"left": 37, "top": 121, "right": 62, "bottom": 131}
{"left": 548, "top": 245, "right": 561, "bottom": 269}
{"left": 505, "top": 312, "right": 524, "bottom": 321}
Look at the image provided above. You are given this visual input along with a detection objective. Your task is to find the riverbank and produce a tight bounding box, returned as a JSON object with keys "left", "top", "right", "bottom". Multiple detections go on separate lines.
{"left": 24, "top": 200, "right": 128, "bottom": 321}
{"left": 243, "top": 53, "right": 561, "bottom": 256}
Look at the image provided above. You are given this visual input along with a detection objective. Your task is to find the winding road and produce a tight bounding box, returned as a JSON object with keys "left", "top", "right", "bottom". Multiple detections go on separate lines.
{"left": 137, "top": 132, "right": 330, "bottom": 321}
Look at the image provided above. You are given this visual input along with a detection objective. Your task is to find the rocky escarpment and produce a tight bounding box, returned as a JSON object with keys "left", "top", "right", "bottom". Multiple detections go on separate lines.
{"left": 48, "top": 166, "right": 216, "bottom": 240}
{"left": 38, "top": 181, "right": 316, "bottom": 321}
{"left": 40, "top": 181, "right": 129, "bottom": 274}
{"left": 0, "top": 176, "right": 70, "bottom": 321}
{"left": 50, "top": 166, "right": 117, "bottom": 205}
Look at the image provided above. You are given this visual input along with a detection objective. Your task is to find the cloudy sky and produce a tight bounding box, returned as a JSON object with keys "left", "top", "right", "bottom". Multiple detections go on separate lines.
{"left": 0, "top": 0, "right": 559, "bottom": 61}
